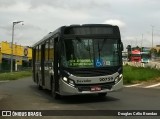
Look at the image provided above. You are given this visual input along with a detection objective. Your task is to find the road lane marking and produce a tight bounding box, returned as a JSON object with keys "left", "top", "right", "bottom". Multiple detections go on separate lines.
{"left": 124, "top": 84, "right": 141, "bottom": 87}
{"left": 144, "top": 83, "right": 160, "bottom": 88}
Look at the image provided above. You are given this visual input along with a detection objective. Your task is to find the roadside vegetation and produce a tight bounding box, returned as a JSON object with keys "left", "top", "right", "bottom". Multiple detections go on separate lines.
{"left": 0, "top": 71, "right": 32, "bottom": 81}
{"left": 123, "top": 65, "right": 160, "bottom": 84}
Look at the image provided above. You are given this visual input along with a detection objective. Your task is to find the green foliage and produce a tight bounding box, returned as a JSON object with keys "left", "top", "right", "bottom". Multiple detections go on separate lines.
{"left": 150, "top": 48, "right": 157, "bottom": 53}
{"left": 0, "top": 71, "right": 32, "bottom": 81}
{"left": 158, "top": 49, "right": 160, "bottom": 57}
{"left": 123, "top": 66, "right": 160, "bottom": 84}
{"left": 150, "top": 48, "right": 157, "bottom": 57}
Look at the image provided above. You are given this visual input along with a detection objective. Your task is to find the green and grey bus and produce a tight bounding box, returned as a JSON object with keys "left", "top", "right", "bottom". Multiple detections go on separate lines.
{"left": 32, "top": 24, "right": 123, "bottom": 99}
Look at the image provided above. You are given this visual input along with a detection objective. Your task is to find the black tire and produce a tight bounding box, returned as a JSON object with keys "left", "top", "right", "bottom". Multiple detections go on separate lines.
{"left": 98, "top": 93, "right": 107, "bottom": 97}
{"left": 37, "top": 74, "right": 43, "bottom": 90}
{"left": 38, "top": 84, "right": 43, "bottom": 90}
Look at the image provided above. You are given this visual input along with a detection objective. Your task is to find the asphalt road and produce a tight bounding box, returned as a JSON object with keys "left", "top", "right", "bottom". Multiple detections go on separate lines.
{"left": 0, "top": 77, "right": 160, "bottom": 119}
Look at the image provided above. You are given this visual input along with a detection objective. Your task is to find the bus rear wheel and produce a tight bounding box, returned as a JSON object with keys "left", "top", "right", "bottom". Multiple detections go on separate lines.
{"left": 37, "top": 74, "right": 43, "bottom": 90}
{"left": 38, "top": 84, "right": 43, "bottom": 90}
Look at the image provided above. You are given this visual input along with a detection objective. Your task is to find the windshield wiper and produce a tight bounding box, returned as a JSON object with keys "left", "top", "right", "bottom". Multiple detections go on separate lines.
{"left": 86, "top": 39, "right": 91, "bottom": 62}
{"left": 97, "top": 40, "right": 101, "bottom": 60}
{"left": 97, "top": 39, "right": 105, "bottom": 60}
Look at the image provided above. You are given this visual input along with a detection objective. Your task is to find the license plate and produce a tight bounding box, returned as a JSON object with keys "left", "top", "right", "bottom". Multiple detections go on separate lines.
{"left": 91, "top": 86, "right": 101, "bottom": 91}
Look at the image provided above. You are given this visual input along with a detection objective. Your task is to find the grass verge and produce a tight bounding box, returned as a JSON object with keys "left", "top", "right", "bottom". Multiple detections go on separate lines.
{"left": 0, "top": 71, "right": 32, "bottom": 81}
{"left": 123, "top": 65, "right": 160, "bottom": 84}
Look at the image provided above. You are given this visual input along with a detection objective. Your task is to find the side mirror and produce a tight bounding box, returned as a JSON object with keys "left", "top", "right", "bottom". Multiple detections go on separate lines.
{"left": 121, "top": 42, "right": 124, "bottom": 51}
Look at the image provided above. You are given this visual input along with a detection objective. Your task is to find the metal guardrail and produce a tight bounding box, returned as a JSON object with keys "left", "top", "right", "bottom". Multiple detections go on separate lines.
{"left": 123, "top": 61, "right": 160, "bottom": 70}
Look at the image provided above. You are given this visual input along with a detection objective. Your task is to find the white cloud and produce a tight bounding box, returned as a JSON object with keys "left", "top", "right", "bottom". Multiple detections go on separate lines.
{"left": 0, "top": 0, "right": 160, "bottom": 47}
{"left": 103, "top": 19, "right": 126, "bottom": 27}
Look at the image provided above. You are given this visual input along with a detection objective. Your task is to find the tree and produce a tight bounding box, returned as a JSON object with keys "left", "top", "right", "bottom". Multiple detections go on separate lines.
{"left": 150, "top": 48, "right": 157, "bottom": 58}
{"left": 158, "top": 49, "right": 160, "bottom": 57}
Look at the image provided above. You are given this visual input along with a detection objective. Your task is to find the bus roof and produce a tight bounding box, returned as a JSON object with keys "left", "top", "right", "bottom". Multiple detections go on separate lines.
{"left": 32, "top": 24, "right": 119, "bottom": 48}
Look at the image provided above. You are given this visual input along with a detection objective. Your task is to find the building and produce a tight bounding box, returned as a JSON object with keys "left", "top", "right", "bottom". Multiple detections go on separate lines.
{"left": 0, "top": 41, "right": 32, "bottom": 71}
{"left": 154, "top": 45, "right": 160, "bottom": 52}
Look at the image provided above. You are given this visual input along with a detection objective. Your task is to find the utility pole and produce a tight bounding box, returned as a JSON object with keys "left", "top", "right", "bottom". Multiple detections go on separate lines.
{"left": 141, "top": 34, "right": 143, "bottom": 48}
{"left": 151, "top": 25, "right": 154, "bottom": 48}
{"left": 136, "top": 37, "right": 137, "bottom": 47}
{"left": 11, "top": 21, "right": 24, "bottom": 72}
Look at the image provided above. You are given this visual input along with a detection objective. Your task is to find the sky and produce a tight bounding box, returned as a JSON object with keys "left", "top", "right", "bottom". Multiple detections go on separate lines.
{"left": 0, "top": 0, "right": 160, "bottom": 49}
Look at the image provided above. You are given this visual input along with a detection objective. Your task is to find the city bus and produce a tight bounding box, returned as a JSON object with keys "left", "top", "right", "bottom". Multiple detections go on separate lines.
{"left": 32, "top": 24, "right": 123, "bottom": 99}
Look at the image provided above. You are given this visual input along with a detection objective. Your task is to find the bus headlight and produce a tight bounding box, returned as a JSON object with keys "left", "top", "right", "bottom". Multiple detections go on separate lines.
{"left": 62, "top": 77, "right": 75, "bottom": 86}
{"left": 63, "top": 77, "right": 68, "bottom": 82}
{"left": 115, "top": 74, "right": 123, "bottom": 84}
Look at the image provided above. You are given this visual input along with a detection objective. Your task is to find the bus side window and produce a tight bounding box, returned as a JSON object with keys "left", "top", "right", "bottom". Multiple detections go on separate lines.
{"left": 49, "top": 38, "right": 54, "bottom": 66}
{"left": 39, "top": 45, "right": 41, "bottom": 61}
{"left": 36, "top": 46, "right": 39, "bottom": 62}
{"left": 45, "top": 40, "right": 49, "bottom": 61}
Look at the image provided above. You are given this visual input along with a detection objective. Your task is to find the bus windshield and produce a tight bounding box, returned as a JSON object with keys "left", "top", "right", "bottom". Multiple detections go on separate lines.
{"left": 61, "top": 38, "right": 120, "bottom": 68}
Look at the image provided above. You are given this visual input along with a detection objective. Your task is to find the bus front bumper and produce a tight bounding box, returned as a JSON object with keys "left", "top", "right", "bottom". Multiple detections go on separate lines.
{"left": 59, "top": 78, "right": 123, "bottom": 96}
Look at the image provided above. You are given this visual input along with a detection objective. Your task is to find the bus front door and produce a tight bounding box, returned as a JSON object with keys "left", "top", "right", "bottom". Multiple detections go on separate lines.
{"left": 41, "top": 44, "right": 45, "bottom": 86}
